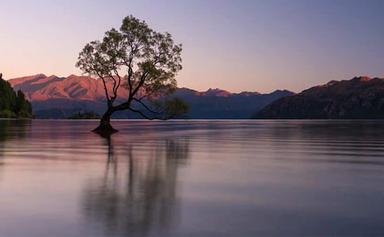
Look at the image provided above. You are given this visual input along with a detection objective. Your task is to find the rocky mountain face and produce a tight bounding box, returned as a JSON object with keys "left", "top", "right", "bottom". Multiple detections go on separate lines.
{"left": 256, "top": 76, "right": 384, "bottom": 119}
{"left": 9, "top": 74, "right": 128, "bottom": 101}
{"left": 9, "top": 74, "right": 293, "bottom": 119}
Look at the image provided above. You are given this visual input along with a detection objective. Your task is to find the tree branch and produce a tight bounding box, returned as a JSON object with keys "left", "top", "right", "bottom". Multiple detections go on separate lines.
{"left": 128, "top": 107, "right": 167, "bottom": 120}
{"left": 133, "top": 98, "right": 163, "bottom": 115}
{"left": 112, "top": 69, "right": 122, "bottom": 100}
{"left": 110, "top": 74, "right": 117, "bottom": 99}
{"left": 95, "top": 70, "right": 111, "bottom": 105}
{"left": 125, "top": 58, "right": 133, "bottom": 99}
{"left": 124, "top": 41, "right": 141, "bottom": 100}
{"left": 131, "top": 72, "right": 148, "bottom": 98}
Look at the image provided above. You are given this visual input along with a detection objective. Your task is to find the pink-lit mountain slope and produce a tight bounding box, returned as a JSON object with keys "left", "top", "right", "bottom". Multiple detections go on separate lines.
{"left": 9, "top": 74, "right": 128, "bottom": 101}
{"left": 9, "top": 74, "right": 293, "bottom": 118}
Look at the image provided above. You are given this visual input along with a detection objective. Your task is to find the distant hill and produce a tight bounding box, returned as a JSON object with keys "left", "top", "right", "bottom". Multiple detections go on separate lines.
{"left": 256, "top": 76, "right": 384, "bottom": 119}
{"left": 0, "top": 75, "right": 32, "bottom": 118}
{"left": 9, "top": 74, "right": 293, "bottom": 119}
{"left": 172, "top": 87, "right": 293, "bottom": 119}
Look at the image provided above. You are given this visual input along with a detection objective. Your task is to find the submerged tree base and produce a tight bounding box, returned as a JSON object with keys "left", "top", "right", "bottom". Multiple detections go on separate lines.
{"left": 92, "top": 123, "right": 118, "bottom": 137}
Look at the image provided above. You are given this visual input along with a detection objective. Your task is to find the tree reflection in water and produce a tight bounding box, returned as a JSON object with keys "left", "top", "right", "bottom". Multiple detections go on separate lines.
{"left": 0, "top": 120, "right": 31, "bottom": 167}
{"left": 82, "top": 134, "right": 189, "bottom": 237}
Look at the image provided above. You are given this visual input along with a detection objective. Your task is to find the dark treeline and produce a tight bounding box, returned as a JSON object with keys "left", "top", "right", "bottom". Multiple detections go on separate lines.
{"left": 0, "top": 73, "right": 32, "bottom": 118}
{"left": 67, "top": 111, "right": 100, "bottom": 119}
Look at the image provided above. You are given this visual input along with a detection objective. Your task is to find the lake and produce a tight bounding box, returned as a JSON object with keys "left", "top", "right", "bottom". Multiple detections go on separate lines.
{"left": 0, "top": 119, "right": 384, "bottom": 237}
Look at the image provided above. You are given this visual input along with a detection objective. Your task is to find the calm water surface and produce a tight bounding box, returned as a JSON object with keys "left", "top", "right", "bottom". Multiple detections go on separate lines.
{"left": 0, "top": 120, "right": 384, "bottom": 237}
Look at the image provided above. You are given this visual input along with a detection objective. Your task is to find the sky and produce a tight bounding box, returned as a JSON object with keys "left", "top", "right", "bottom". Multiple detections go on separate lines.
{"left": 0, "top": 0, "right": 384, "bottom": 93}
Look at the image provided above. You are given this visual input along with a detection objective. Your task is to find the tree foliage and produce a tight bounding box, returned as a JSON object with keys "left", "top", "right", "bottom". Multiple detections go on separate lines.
{"left": 0, "top": 74, "right": 32, "bottom": 118}
{"left": 76, "top": 15, "right": 187, "bottom": 125}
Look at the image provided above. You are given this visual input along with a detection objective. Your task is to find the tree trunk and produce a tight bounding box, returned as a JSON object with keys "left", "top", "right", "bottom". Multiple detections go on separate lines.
{"left": 92, "top": 109, "right": 118, "bottom": 135}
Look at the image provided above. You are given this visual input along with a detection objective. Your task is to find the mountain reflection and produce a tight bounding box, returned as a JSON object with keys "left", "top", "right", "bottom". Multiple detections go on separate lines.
{"left": 82, "top": 134, "right": 190, "bottom": 237}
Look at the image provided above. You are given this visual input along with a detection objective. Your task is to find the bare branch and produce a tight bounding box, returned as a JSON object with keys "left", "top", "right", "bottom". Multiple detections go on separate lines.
{"left": 133, "top": 98, "right": 162, "bottom": 114}
{"left": 110, "top": 74, "right": 117, "bottom": 99}
{"left": 128, "top": 107, "right": 167, "bottom": 120}
{"left": 131, "top": 72, "right": 148, "bottom": 97}
{"left": 124, "top": 58, "right": 133, "bottom": 99}
{"left": 112, "top": 69, "right": 122, "bottom": 100}
{"left": 95, "top": 70, "right": 111, "bottom": 104}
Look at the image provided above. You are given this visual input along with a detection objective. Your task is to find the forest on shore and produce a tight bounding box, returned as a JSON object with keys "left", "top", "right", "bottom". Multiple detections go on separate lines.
{"left": 0, "top": 74, "right": 32, "bottom": 118}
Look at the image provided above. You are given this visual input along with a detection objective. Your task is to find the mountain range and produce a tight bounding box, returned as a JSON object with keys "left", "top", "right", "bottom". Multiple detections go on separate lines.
{"left": 256, "top": 76, "right": 384, "bottom": 119}
{"left": 8, "top": 74, "right": 293, "bottom": 119}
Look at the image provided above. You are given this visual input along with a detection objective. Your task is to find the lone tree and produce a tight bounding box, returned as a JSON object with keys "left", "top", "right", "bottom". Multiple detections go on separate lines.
{"left": 76, "top": 15, "right": 187, "bottom": 134}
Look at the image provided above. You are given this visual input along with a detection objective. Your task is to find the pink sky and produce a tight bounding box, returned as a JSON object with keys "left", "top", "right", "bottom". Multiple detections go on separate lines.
{"left": 1, "top": 0, "right": 384, "bottom": 93}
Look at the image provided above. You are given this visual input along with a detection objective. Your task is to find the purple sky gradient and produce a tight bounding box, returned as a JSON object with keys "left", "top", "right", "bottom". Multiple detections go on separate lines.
{"left": 1, "top": 0, "right": 383, "bottom": 93}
